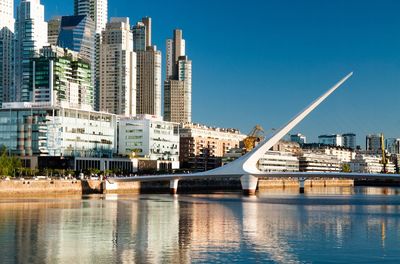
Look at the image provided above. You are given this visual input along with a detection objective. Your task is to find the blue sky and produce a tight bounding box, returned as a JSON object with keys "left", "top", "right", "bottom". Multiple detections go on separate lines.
{"left": 41, "top": 0, "right": 400, "bottom": 146}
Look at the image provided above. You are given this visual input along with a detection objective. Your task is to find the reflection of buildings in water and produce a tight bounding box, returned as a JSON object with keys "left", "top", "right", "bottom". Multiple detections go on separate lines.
{"left": 241, "top": 200, "right": 301, "bottom": 263}
{"left": 49, "top": 200, "right": 118, "bottom": 264}
{"left": 240, "top": 198, "right": 362, "bottom": 262}
{"left": 133, "top": 197, "right": 180, "bottom": 264}
{"left": 114, "top": 198, "right": 139, "bottom": 264}
{"left": 3, "top": 192, "right": 400, "bottom": 263}
{"left": 188, "top": 200, "right": 241, "bottom": 251}
{"left": 0, "top": 200, "right": 85, "bottom": 263}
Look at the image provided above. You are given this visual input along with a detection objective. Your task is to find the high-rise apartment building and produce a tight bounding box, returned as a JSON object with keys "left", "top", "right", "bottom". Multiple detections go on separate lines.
{"left": 136, "top": 47, "right": 162, "bottom": 116}
{"left": 133, "top": 18, "right": 162, "bottom": 117}
{"left": 100, "top": 18, "right": 136, "bottom": 116}
{"left": 0, "top": 0, "right": 14, "bottom": 105}
{"left": 32, "top": 45, "right": 93, "bottom": 108}
{"left": 58, "top": 15, "right": 95, "bottom": 108}
{"left": 15, "top": 0, "right": 48, "bottom": 102}
{"left": 74, "top": 0, "right": 107, "bottom": 34}
{"left": 74, "top": 0, "right": 108, "bottom": 111}
{"left": 164, "top": 29, "right": 192, "bottom": 123}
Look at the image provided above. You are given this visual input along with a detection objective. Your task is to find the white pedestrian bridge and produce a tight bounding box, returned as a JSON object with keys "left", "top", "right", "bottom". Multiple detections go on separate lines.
{"left": 110, "top": 72, "right": 400, "bottom": 195}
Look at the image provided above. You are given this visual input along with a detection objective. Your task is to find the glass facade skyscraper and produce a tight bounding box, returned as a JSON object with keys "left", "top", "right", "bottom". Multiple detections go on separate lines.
{"left": 132, "top": 22, "right": 146, "bottom": 52}
{"left": 15, "top": 0, "right": 48, "bottom": 102}
{"left": 58, "top": 15, "right": 95, "bottom": 109}
{"left": 58, "top": 15, "right": 95, "bottom": 65}
{"left": 74, "top": 0, "right": 108, "bottom": 111}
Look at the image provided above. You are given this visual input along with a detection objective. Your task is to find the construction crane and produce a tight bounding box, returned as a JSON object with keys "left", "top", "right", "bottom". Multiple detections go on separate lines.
{"left": 243, "top": 125, "right": 265, "bottom": 152}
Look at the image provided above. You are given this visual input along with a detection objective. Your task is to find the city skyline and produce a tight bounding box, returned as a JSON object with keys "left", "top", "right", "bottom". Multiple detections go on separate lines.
{"left": 38, "top": 0, "right": 400, "bottom": 142}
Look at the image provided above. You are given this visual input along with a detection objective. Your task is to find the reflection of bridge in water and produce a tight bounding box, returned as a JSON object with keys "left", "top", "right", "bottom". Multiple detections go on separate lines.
{"left": 2, "top": 192, "right": 396, "bottom": 263}
{"left": 110, "top": 72, "right": 400, "bottom": 195}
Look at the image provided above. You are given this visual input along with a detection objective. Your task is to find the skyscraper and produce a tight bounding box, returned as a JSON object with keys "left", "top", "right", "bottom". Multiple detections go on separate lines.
{"left": 74, "top": 0, "right": 107, "bottom": 33}
{"left": 132, "top": 17, "right": 152, "bottom": 52}
{"left": 15, "top": 0, "right": 48, "bottom": 102}
{"left": 136, "top": 47, "right": 162, "bottom": 116}
{"left": 100, "top": 18, "right": 136, "bottom": 116}
{"left": 133, "top": 18, "right": 162, "bottom": 117}
{"left": 74, "top": 0, "right": 108, "bottom": 111}
{"left": 0, "top": 0, "right": 14, "bottom": 105}
{"left": 47, "top": 16, "right": 61, "bottom": 46}
{"left": 57, "top": 15, "right": 95, "bottom": 108}
{"left": 58, "top": 15, "right": 95, "bottom": 64}
{"left": 164, "top": 29, "right": 192, "bottom": 123}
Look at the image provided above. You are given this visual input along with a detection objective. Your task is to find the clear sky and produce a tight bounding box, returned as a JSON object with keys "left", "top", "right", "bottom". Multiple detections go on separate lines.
{"left": 41, "top": 0, "right": 400, "bottom": 146}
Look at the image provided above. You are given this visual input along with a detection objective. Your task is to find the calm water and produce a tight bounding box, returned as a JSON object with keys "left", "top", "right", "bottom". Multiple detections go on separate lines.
{"left": 1, "top": 187, "right": 400, "bottom": 264}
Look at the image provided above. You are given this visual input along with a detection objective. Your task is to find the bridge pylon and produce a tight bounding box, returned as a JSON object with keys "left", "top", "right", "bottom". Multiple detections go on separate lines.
{"left": 170, "top": 179, "right": 179, "bottom": 195}
{"left": 240, "top": 175, "right": 259, "bottom": 196}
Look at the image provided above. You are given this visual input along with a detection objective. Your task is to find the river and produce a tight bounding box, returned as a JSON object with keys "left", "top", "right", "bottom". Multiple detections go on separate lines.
{"left": 1, "top": 187, "right": 400, "bottom": 263}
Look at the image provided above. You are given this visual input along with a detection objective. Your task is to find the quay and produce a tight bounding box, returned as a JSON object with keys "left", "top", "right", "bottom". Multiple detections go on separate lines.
{"left": 0, "top": 177, "right": 355, "bottom": 197}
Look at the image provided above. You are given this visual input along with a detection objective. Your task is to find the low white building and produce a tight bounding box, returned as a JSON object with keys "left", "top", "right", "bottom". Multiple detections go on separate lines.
{"left": 349, "top": 154, "right": 395, "bottom": 173}
{"left": 322, "top": 147, "right": 355, "bottom": 163}
{"left": 302, "top": 144, "right": 355, "bottom": 163}
{"left": 118, "top": 115, "right": 180, "bottom": 164}
{"left": 258, "top": 151, "right": 299, "bottom": 172}
{"left": 299, "top": 151, "right": 341, "bottom": 172}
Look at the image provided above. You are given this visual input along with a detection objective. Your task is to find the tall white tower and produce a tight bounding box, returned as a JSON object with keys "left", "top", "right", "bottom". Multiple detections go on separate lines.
{"left": 100, "top": 17, "right": 136, "bottom": 116}
{"left": 15, "top": 0, "right": 48, "bottom": 102}
{"left": 0, "top": 0, "right": 14, "bottom": 32}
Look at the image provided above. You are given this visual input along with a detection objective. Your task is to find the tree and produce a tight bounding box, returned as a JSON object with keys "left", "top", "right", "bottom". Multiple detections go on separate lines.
{"left": 342, "top": 163, "right": 351, "bottom": 173}
{"left": 0, "top": 147, "right": 23, "bottom": 178}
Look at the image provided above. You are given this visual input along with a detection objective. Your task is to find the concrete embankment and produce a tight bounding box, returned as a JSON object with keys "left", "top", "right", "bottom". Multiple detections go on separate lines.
{"left": 104, "top": 177, "right": 242, "bottom": 194}
{"left": 258, "top": 178, "right": 354, "bottom": 190}
{"left": 0, "top": 179, "right": 103, "bottom": 197}
{"left": 0, "top": 178, "right": 354, "bottom": 196}
{"left": 104, "top": 178, "right": 354, "bottom": 194}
